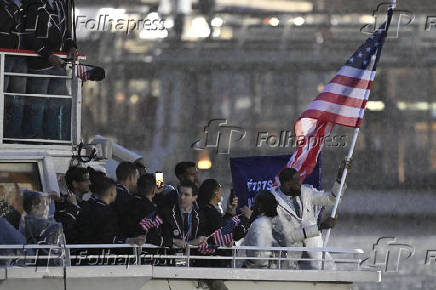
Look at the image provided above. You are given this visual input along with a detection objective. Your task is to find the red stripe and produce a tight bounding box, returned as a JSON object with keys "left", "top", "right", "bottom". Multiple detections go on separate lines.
{"left": 298, "top": 122, "right": 330, "bottom": 180}
{"left": 301, "top": 110, "right": 362, "bottom": 128}
{"left": 330, "top": 75, "right": 373, "bottom": 90}
{"left": 315, "top": 92, "right": 368, "bottom": 109}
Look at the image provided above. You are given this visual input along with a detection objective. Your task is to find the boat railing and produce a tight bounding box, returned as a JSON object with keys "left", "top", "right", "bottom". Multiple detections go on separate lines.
{"left": 0, "top": 243, "right": 365, "bottom": 271}
{"left": 0, "top": 49, "right": 86, "bottom": 146}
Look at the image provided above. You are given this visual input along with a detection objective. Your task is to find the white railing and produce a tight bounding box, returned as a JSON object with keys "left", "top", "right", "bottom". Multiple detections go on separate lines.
{"left": 0, "top": 243, "right": 364, "bottom": 271}
{"left": 0, "top": 49, "right": 85, "bottom": 145}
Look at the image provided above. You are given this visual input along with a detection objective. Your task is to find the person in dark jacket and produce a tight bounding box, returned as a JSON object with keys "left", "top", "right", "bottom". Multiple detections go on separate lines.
{"left": 196, "top": 179, "right": 251, "bottom": 267}
{"left": 54, "top": 166, "right": 90, "bottom": 243}
{"left": 122, "top": 173, "right": 169, "bottom": 247}
{"left": 22, "top": 0, "right": 78, "bottom": 140}
{"left": 113, "top": 162, "right": 139, "bottom": 235}
{"left": 75, "top": 177, "right": 119, "bottom": 244}
{"left": 161, "top": 181, "right": 205, "bottom": 249}
{"left": 0, "top": 0, "right": 27, "bottom": 138}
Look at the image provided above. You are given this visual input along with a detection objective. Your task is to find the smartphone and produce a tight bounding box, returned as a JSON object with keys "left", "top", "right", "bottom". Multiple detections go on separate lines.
{"left": 155, "top": 172, "right": 164, "bottom": 189}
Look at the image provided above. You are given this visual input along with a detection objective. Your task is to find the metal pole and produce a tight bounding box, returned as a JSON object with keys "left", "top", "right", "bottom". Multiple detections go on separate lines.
{"left": 323, "top": 127, "right": 360, "bottom": 247}
{"left": 0, "top": 53, "right": 5, "bottom": 144}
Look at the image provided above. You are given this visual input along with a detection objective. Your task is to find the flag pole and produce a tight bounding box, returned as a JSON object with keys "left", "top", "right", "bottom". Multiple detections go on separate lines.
{"left": 321, "top": 1, "right": 396, "bottom": 268}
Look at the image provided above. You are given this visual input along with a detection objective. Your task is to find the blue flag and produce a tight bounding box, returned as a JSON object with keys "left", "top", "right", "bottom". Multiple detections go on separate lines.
{"left": 230, "top": 154, "right": 322, "bottom": 208}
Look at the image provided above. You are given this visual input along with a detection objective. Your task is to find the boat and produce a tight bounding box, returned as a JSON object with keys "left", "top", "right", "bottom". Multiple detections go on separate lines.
{"left": 0, "top": 49, "right": 380, "bottom": 290}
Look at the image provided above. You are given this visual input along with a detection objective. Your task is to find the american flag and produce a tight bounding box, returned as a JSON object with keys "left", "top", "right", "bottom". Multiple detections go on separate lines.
{"left": 75, "top": 64, "right": 91, "bottom": 81}
{"left": 212, "top": 215, "right": 241, "bottom": 247}
{"left": 278, "top": 11, "right": 393, "bottom": 181}
{"left": 139, "top": 211, "right": 163, "bottom": 232}
{"left": 198, "top": 240, "right": 218, "bottom": 255}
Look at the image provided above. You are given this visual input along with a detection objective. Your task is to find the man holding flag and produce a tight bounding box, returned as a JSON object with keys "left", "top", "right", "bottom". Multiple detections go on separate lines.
{"left": 271, "top": 5, "right": 393, "bottom": 269}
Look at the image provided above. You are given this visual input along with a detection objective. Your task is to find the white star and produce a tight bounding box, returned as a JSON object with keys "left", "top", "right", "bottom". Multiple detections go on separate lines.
{"left": 349, "top": 57, "right": 354, "bottom": 63}
{"left": 366, "top": 47, "right": 371, "bottom": 52}
{"left": 358, "top": 52, "right": 363, "bottom": 58}
{"left": 375, "top": 42, "right": 380, "bottom": 47}
{"left": 363, "top": 60, "right": 368, "bottom": 65}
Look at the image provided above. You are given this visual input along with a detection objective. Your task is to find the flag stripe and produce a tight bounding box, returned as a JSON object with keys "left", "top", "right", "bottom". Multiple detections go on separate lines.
{"left": 298, "top": 122, "right": 331, "bottom": 177}
{"left": 329, "top": 75, "right": 373, "bottom": 90}
{"left": 322, "top": 83, "right": 370, "bottom": 101}
{"left": 315, "top": 92, "right": 368, "bottom": 109}
{"left": 301, "top": 110, "right": 362, "bottom": 128}
{"left": 337, "top": 65, "right": 376, "bottom": 81}
{"left": 306, "top": 100, "right": 364, "bottom": 119}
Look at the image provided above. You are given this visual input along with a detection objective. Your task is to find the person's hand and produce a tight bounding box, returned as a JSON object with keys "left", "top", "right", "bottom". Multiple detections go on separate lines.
{"left": 240, "top": 205, "right": 252, "bottom": 220}
{"left": 337, "top": 157, "right": 352, "bottom": 181}
{"left": 173, "top": 239, "right": 187, "bottom": 249}
{"left": 67, "top": 193, "right": 78, "bottom": 205}
{"left": 48, "top": 54, "right": 65, "bottom": 67}
{"left": 226, "top": 195, "right": 238, "bottom": 215}
{"left": 155, "top": 185, "right": 165, "bottom": 194}
{"left": 189, "top": 236, "right": 208, "bottom": 246}
{"left": 319, "top": 217, "right": 337, "bottom": 230}
{"left": 126, "top": 235, "right": 146, "bottom": 246}
{"left": 68, "top": 47, "right": 79, "bottom": 60}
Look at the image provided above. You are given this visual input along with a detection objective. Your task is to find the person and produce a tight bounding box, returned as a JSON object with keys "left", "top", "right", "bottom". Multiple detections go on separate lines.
{"left": 270, "top": 159, "right": 351, "bottom": 269}
{"left": 54, "top": 166, "right": 90, "bottom": 243}
{"left": 75, "top": 177, "right": 119, "bottom": 244}
{"left": 196, "top": 179, "right": 251, "bottom": 267}
{"left": 0, "top": 0, "right": 27, "bottom": 138}
{"left": 161, "top": 181, "right": 206, "bottom": 249}
{"left": 240, "top": 191, "right": 278, "bottom": 269}
{"left": 20, "top": 190, "right": 65, "bottom": 265}
{"left": 122, "top": 173, "right": 169, "bottom": 247}
{"left": 154, "top": 161, "right": 198, "bottom": 209}
{"left": 113, "top": 162, "right": 139, "bottom": 232}
{"left": 0, "top": 217, "right": 27, "bottom": 266}
{"left": 22, "top": 0, "right": 78, "bottom": 140}
{"left": 0, "top": 184, "right": 23, "bottom": 229}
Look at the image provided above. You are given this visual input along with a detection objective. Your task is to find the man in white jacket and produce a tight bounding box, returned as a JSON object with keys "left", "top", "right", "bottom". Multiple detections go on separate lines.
{"left": 270, "top": 160, "right": 350, "bottom": 269}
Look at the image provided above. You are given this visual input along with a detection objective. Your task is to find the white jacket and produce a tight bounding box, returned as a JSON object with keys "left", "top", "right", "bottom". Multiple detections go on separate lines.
{"left": 240, "top": 215, "right": 277, "bottom": 268}
{"left": 271, "top": 182, "right": 346, "bottom": 269}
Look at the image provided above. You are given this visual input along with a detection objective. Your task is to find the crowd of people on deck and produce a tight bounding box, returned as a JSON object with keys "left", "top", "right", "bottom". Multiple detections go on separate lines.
{"left": 0, "top": 159, "right": 350, "bottom": 270}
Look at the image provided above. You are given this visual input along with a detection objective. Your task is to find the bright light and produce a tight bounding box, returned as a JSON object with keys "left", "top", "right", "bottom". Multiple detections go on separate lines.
{"left": 359, "top": 14, "right": 374, "bottom": 24}
{"left": 186, "top": 17, "right": 210, "bottom": 38}
{"left": 211, "top": 17, "right": 224, "bottom": 27}
{"left": 130, "top": 94, "right": 139, "bottom": 105}
{"left": 147, "top": 12, "right": 159, "bottom": 20}
{"left": 164, "top": 18, "right": 175, "bottom": 29}
{"left": 198, "top": 159, "right": 212, "bottom": 169}
{"left": 269, "top": 17, "right": 280, "bottom": 27}
{"left": 139, "top": 28, "right": 168, "bottom": 39}
{"left": 212, "top": 28, "right": 221, "bottom": 38}
{"left": 197, "top": 150, "right": 212, "bottom": 170}
{"left": 98, "top": 8, "right": 126, "bottom": 19}
{"left": 294, "top": 17, "right": 305, "bottom": 26}
{"left": 366, "top": 101, "right": 385, "bottom": 111}
{"left": 115, "top": 93, "right": 125, "bottom": 103}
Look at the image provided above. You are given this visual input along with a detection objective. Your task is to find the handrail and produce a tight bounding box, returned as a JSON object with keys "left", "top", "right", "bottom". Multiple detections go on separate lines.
{"left": 0, "top": 48, "right": 86, "bottom": 59}
{"left": 0, "top": 244, "right": 364, "bottom": 254}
